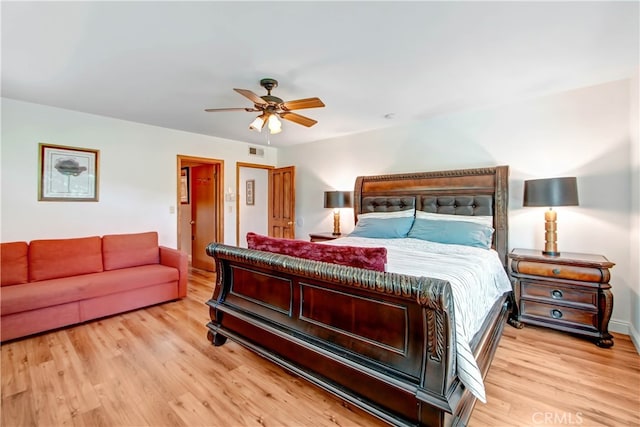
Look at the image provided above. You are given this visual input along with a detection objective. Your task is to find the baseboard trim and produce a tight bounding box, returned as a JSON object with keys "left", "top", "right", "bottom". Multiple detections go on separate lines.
{"left": 609, "top": 319, "right": 629, "bottom": 335}
{"left": 609, "top": 319, "right": 640, "bottom": 354}
{"left": 630, "top": 324, "right": 640, "bottom": 355}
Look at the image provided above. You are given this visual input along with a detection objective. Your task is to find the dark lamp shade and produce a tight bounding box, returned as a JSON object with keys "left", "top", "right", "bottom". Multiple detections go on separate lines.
{"left": 523, "top": 177, "right": 579, "bottom": 207}
{"left": 324, "top": 191, "right": 352, "bottom": 209}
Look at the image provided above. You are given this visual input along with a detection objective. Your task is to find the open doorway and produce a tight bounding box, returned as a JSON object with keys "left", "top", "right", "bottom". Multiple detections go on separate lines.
{"left": 177, "top": 155, "right": 224, "bottom": 271}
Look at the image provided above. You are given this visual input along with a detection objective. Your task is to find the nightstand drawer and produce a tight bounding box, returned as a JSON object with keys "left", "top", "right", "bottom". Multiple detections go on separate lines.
{"left": 520, "top": 281, "right": 597, "bottom": 308}
{"left": 512, "top": 260, "right": 607, "bottom": 283}
{"left": 520, "top": 300, "right": 598, "bottom": 330}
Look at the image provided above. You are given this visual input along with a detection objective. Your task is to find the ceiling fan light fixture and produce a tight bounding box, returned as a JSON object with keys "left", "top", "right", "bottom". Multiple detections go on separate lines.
{"left": 268, "top": 114, "right": 282, "bottom": 134}
{"left": 249, "top": 114, "right": 266, "bottom": 132}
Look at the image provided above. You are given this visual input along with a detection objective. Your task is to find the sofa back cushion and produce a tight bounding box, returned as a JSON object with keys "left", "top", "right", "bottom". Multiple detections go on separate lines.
{"left": 246, "top": 232, "right": 387, "bottom": 272}
{"left": 102, "top": 232, "right": 159, "bottom": 271}
{"left": 29, "top": 236, "right": 104, "bottom": 282}
{"left": 1, "top": 241, "right": 29, "bottom": 286}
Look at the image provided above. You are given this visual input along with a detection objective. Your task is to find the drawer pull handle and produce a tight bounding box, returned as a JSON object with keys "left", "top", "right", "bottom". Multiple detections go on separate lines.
{"left": 551, "top": 309, "right": 563, "bottom": 319}
{"left": 551, "top": 289, "right": 563, "bottom": 299}
{"left": 552, "top": 268, "right": 561, "bottom": 275}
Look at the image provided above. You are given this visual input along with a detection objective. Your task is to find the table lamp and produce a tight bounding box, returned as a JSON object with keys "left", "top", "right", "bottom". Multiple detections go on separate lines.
{"left": 324, "top": 191, "right": 352, "bottom": 235}
{"left": 523, "top": 177, "right": 579, "bottom": 256}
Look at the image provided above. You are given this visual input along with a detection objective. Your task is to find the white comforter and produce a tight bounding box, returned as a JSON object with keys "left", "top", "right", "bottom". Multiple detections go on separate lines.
{"left": 324, "top": 236, "right": 512, "bottom": 403}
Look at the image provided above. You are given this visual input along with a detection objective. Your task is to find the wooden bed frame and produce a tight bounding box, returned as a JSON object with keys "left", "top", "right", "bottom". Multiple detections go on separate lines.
{"left": 206, "top": 166, "right": 517, "bottom": 426}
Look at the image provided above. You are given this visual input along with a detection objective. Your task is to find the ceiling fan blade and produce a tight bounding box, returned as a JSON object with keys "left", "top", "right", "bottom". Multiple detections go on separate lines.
{"left": 204, "top": 107, "right": 258, "bottom": 112}
{"left": 280, "top": 112, "right": 318, "bottom": 127}
{"left": 281, "top": 97, "right": 325, "bottom": 111}
{"left": 234, "top": 88, "right": 268, "bottom": 106}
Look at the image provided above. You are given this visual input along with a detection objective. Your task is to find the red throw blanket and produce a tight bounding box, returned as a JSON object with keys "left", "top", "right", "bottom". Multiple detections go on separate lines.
{"left": 246, "top": 232, "right": 387, "bottom": 272}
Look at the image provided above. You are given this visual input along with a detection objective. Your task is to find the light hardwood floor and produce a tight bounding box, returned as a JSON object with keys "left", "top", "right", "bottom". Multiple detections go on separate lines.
{"left": 1, "top": 268, "right": 638, "bottom": 427}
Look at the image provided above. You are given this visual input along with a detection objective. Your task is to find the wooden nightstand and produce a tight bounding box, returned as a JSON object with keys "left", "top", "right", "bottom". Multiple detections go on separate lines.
{"left": 509, "top": 248, "right": 615, "bottom": 348}
{"left": 309, "top": 232, "right": 341, "bottom": 242}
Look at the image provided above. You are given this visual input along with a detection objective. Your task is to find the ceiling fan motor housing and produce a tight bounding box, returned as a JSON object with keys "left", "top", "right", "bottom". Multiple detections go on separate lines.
{"left": 260, "top": 95, "right": 284, "bottom": 106}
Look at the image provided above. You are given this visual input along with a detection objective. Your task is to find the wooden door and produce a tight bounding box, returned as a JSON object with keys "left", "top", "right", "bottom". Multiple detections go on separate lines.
{"left": 191, "top": 164, "right": 216, "bottom": 271}
{"left": 268, "top": 166, "right": 295, "bottom": 238}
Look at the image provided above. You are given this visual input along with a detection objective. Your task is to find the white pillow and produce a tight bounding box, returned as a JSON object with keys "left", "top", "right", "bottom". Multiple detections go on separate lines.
{"left": 358, "top": 209, "right": 415, "bottom": 219}
{"left": 415, "top": 211, "right": 493, "bottom": 227}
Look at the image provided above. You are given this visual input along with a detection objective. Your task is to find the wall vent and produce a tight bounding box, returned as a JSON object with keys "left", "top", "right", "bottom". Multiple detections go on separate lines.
{"left": 248, "top": 146, "right": 265, "bottom": 157}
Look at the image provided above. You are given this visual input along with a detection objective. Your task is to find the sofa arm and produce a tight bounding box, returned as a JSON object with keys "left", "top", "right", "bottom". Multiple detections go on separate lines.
{"left": 160, "top": 246, "right": 188, "bottom": 298}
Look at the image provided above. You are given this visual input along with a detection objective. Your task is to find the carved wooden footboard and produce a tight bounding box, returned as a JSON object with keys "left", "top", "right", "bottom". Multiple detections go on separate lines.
{"left": 206, "top": 243, "right": 511, "bottom": 426}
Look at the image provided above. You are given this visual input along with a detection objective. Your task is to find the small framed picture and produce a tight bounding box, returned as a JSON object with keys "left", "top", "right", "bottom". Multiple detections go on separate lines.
{"left": 38, "top": 143, "right": 99, "bottom": 201}
{"left": 246, "top": 179, "right": 255, "bottom": 205}
{"left": 180, "top": 167, "right": 190, "bottom": 204}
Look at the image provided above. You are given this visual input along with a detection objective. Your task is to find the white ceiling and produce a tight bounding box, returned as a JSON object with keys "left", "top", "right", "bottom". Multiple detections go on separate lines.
{"left": 2, "top": 1, "right": 638, "bottom": 147}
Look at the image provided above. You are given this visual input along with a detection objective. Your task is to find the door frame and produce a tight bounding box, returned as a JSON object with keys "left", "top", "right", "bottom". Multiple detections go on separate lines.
{"left": 177, "top": 155, "right": 224, "bottom": 256}
{"left": 236, "top": 162, "right": 273, "bottom": 246}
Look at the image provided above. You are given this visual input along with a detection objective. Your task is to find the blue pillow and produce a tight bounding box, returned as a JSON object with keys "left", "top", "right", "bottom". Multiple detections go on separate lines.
{"left": 407, "top": 218, "right": 494, "bottom": 249}
{"left": 349, "top": 216, "right": 414, "bottom": 238}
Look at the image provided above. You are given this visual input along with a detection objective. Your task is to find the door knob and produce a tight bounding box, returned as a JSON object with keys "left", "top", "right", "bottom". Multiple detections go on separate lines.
{"left": 190, "top": 220, "right": 195, "bottom": 225}
{"left": 287, "top": 221, "right": 294, "bottom": 225}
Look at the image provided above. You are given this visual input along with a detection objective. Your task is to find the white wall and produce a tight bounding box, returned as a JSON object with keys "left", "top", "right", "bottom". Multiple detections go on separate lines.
{"left": 0, "top": 98, "right": 277, "bottom": 247}
{"left": 238, "top": 166, "right": 269, "bottom": 247}
{"left": 279, "top": 79, "right": 635, "bottom": 335}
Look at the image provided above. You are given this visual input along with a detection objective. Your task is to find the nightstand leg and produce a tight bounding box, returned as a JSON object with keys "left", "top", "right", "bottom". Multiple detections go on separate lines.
{"left": 508, "top": 317, "right": 524, "bottom": 329}
{"left": 596, "top": 288, "right": 614, "bottom": 348}
{"left": 507, "top": 291, "right": 524, "bottom": 329}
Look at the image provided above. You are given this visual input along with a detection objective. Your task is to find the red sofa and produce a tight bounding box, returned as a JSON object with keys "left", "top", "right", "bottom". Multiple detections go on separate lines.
{"left": 0, "top": 231, "right": 188, "bottom": 342}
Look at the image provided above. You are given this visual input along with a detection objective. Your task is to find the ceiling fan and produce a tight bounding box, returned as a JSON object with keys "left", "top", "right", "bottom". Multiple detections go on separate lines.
{"left": 204, "top": 78, "right": 325, "bottom": 134}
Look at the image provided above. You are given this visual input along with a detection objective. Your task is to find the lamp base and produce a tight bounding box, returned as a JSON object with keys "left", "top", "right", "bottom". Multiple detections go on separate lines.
{"left": 332, "top": 210, "right": 341, "bottom": 235}
{"left": 331, "top": 232, "right": 342, "bottom": 236}
{"left": 543, "top": 209, "right": 559, "bottom": 257}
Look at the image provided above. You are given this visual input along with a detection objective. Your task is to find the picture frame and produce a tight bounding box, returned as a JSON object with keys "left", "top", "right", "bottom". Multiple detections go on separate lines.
{"left": 180, "top": 167, "right": 190, "bottom": 204}
{"left": 38, "top": 143, "right": 99, "bottom": 201}
{"left": 246, "top": 179, "right": 255, "bottom": 205}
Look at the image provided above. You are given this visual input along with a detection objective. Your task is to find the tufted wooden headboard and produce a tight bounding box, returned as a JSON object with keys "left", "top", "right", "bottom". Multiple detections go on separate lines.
{"left": 353, "top": 166, "right": 509, "bottom": 268}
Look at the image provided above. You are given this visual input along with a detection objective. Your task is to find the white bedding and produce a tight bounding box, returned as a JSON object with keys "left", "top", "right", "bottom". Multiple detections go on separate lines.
{"left": 324, "top": 236, "right": 512, "bottom": 403}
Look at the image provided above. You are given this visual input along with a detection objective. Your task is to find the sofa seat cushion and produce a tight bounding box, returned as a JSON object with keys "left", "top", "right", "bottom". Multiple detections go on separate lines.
{"left": 102, "top": 232, "right": 160, "bottom": 271}
{"left": 29, "top": 236, "right": 103, "bottom": 282}
{"left": 1, "top": 264, "right": 179, "bottom": 316}
{"left": 1, "top": 242, "right": 29, "bottom": 286}
{"left": 1, "top": 303, "right": 81, "bottom": 342}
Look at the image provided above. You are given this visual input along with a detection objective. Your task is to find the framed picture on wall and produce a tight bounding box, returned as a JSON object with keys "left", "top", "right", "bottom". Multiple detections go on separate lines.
{"left": 180, "top": 167, "right": 190, "bottom": 204}
{"left": 38, "top": 143, "right": 99, "bottom": 201}
{"left": 246, "top": 179, "right": 255, "bottom": 205}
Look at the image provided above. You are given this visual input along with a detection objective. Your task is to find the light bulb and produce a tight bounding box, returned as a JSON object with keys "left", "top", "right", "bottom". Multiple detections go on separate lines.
{"left": 249, "top": 115, "right": 266, "bottom": 132}
{"left": 268, "top": 114, "right": 282, "bottom": 134}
